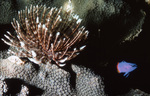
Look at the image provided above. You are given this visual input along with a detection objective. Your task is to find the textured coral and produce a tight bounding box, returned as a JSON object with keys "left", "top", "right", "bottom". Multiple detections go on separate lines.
{"left": 122, "top": 89, "right": 150, "bottom": 96}
{"left": 0, "top": 51, "right": 105, "bottom": 95}
{"left": 72, "top": 64, "right": 105, "bottom": 96}
{"left": 0, "top": 79, "right": 8, "bottom": 95}
{"left": 17, "top": 85, "right": 29, "bottom": 96}
{"left": 0, "top": 0, "right": 17, "bottom": 24}
{"left": 146, "top": 0, "right": 150, "bottom": 5}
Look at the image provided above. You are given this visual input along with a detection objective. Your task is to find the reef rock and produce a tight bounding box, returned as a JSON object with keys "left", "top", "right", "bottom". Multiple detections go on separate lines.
{"left": 0, "top": 51, "right": 105, "bottom": 96}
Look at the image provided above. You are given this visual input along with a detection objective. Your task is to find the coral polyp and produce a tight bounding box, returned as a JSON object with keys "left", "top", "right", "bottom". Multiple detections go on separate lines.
{"left": 2, "top": 5, "right": 89, "bottom": 67}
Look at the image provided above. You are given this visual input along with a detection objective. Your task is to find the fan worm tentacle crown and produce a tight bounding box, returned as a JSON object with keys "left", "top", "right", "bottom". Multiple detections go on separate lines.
{"left": 2, "top": 5, "right": 89, "bottom": 67}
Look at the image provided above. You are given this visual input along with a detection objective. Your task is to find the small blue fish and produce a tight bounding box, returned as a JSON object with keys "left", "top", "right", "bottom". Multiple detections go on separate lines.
{"left": 117, "top": 61, "right": 137, "bottom": 78}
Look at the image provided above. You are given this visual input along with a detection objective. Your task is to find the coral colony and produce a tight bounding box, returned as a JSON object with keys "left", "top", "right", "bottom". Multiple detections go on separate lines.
{"left": 2, "top": 5, "right": 89, "bottom": 67}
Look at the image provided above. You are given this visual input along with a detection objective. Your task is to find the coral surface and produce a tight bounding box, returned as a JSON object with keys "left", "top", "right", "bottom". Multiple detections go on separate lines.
{"left": 0, "top": 52, "right": 105, "bottom": 95}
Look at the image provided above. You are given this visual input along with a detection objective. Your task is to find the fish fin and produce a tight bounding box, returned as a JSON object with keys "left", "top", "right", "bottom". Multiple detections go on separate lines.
{"left": 123, "top": 72, "right": 130, "bottom": 78}
{"left": 130, "top": 63, "right": 137, "bottom": 67}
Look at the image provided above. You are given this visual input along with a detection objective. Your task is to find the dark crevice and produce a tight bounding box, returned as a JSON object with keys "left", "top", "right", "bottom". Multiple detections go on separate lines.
{"left": 4, "top": 78, "right": 44, "bottom": 96}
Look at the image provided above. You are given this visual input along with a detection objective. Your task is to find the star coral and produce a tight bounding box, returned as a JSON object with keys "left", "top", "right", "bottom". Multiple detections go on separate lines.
{"left": 0, "top": 55, "right": 105, "bottom": 95}
{"left": 2, "top": 5, "right": 89, "bottom": 66}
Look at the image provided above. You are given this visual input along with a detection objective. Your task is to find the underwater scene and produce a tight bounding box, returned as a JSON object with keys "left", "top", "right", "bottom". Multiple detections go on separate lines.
{"left": 0, "top": 0, "right": 150, "bottom": 95}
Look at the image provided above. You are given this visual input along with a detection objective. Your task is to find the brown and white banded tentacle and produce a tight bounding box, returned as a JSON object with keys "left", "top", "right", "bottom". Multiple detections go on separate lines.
{"left": 2, "top": 5, "right": 89, "bottom": 67}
